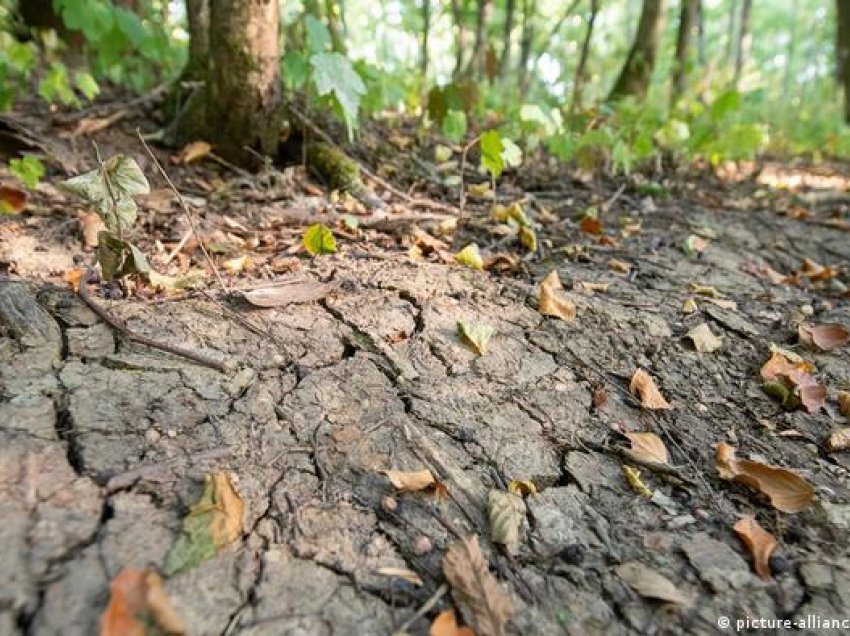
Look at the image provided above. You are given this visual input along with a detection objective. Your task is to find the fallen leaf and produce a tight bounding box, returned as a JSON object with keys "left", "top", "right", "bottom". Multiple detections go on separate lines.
{"left": 689, "top": 283, "right": 725, "bottom": 298}
{"left": 608, "top": 258, "right": 631, "bottom": 274}
{"left": 574, "top": 281, "right": 610, "bottom": 294}
{"left": 63, "top": 268, "right": 85, "bottom": 292}
{"left": 468, "top": 183, "right": 492, "bottom": 197}
{"left": 623, "top": 465, "right": 652, "bottom": 497}
{"left": 0, "top": 185, "right": 27, "bottom": 213}
{"left": 686, "top": 323, "right": 723, "bottom": 353}
{"left": 384, "top": 469, "right": 436, "bottom": 492}
{"left": 798, "top": 323, "right": 850, "bottom": 352}
{"left": 164, "top": 472, "right": 245, "bottom": 575}
{"left": 826, "top": 427, "right": 850, "bottom": 452}
{"left": 79, "top": 211, "right": 104, "bottom": 249}
{"left": 580, "top": 215, "right": 604, "bottom": 234}
{"left": 100, "top": 568, "right": 186, "bottom": 636}
{"left": 760, "top": 351, "right": 824, "bottom": 413}
{"left": 702, "top": 296, "right": 738, "bottom": 311}
{"left": 629, "top": 369, "right": 672, "bottom": 410}
{"left": 487, "top": 490, "right": 526, "bottom": 549}
{"left": 518, "top": 225, "right": 537, "bottom": 252}
{"left": 442, "top": 535, "right": 514, "bottom": 636}
{"left": 483, "top": 253, "right": 519, "bottom": 272}
{"left": 623, "top": 432, "right": 669, "bottom": 465}
{"left": 537, "top": 270, "right": 576, "bottom": 322}
{"left": 615, "top": 562, "right": 693, "bottom": 605}
{"left": 683, "top": 234, "right": 708, "bottom": 256}
{"left": 224, "top": 254, "right": 250, "bottom": 274}
{"left": 682, "top": 298, "right": 698, "bottom": 313}
{"left": 375, "top": 567, "right": 424, "bottom": 586}
{"left": 507, "top": 480, "right": 537, "bottom": 497}
{"left": 435, "top": 145, "right": 453, "bottom": 163}
{"left": 801, "top": 258, "right": 838, "bottom": 282}
{"left": 243, "top": 281, "right": 331, "bottom": 307}
{"left": 303, "top": 223, "right": 337, "bottom": 255}
{"left": 455, "top": 244, "right": 484, "bottom": 269}
{"left": 173, "top": 140, "right": 212, "bottom": 165}
{"left": 733, "top": 516, "right": 777, "bottom": 580}
{"left": 457, "top": 320, "right": 494, "bottom": 355}
{"left": 430, "top": 610, "right": 475, "bottom": 636}
{"left": 838, "top": 391, "right": 850, "bottom": 417}
{"left": 715, "top": 443, "right": 815, "bottom": 513}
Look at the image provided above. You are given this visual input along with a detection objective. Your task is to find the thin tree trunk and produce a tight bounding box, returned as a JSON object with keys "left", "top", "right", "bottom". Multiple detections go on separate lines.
{"left": 733, "top": 0, "right": 752, "bottom": 86}
{"left": 182, "top": 0, "right": 210, "bottom": 83}
{"left": 608, "top": 0, "right": 667, "bottom": 101}
{"left": 462, "top": 0, "right": 492, "bottom": 79}
{"left": 783, "top": 0, "right": 798, "bottom": 96}
{"left": 451, "top": 0, "right": 469, "bottom": 77}
{"left": 421, "top": 0, "right": 431, "bottom": 78}
{"left": 177, "top": 0, "right": 283, "bottom": 166}
{"left": 571, "top": 0, "right": 599, "bottom": 113}
{"left": 696, "top": 0, "right": 706, "bottom": 65}
{"left": 837, "top": 0, "right": 850, "bottom": 122}
{"left": 324, "top": 0, "right": 346, "bottom": 53}
{"left": 671, "top": 0, "right": 699, "bottom": 105}
{"left": 498, "top": 0, "right": 515, "bottom": 79}
{"left": 517, "top": 0, "right": 534, "bottom": 91}
{"left": 723, "top": 0, "right": 738, "bottom": 65}
{"left": 528, "top": 0, "right": 581, "bottom": 76}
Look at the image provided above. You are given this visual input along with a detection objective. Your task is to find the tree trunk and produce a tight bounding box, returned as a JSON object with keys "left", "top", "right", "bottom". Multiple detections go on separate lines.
{"left": 498, "top": 0, "right": 515, "bottom": 79}
{"left": 324, "top": 0, "right": 346, "bottom": 53}
{"left": 671, "top": 0, "right": 699, "bottom": 105}
{"left": 724, "top": 0, "right": 739, "bottom": 65}
{"left": 182, "top": 0, "right": 210, "bottom": 84}
{"left": 783, "top": 0, "right": 798, "bottom": 95}
{"left": 571, "top": 0, "right": 599, "bottom": 112}
{"left": 176, "top": 0, "right": 283, "bottom": 167}
{"left": 517, "top": 0, "right": 534, "bottom": 91}
{"left": 837, "top": 0, "right": 850, "bottom": 122}
{"left": 461, "top": 0, "right": 492, "bottom": 79}
{"left": 451, "top": 0, "right": 469, "bottom": 77}
{"left": 608, "top": 0, "right": 667, "bottom": 102}
{"left": 733, "top": 0, "right": 752, "bottom": 86}
{"left": 421, "top": 0, "right": 431, "bottom": 78}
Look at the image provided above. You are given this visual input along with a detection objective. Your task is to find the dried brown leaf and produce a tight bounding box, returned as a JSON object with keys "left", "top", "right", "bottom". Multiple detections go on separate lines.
{"left": 798, "top": 323, "right": 850, "bottom": 352}
{"left": 614, "top": 562, "right": 693, "bottom": 605}
{"left": 430, "top": 610, "right": 476, "bottom": 636}
{"left": 826, "top": 427, "right": 850, "bottom": 452}
{"left": 538, "top": 270, "right": 576, "bottom": 322}
{"left": 100, "top": 568, "right": 185, "bottom": 636}
{"left": 715, "top": 443, "right": 815, "bottom": 512}
{"left": 242, "top": 282, "right": 332, "bottom": 307}
{"left": 686, "top": 322, "right": 722, "bottom": 353}
{"left": 384, "top": 468, "right": 436, "bottom": 492}
{"left": 629, "top": 369, "right": 671, "bottom": 410}
{"left": 623, "top": 432, "right": 669, "bottom": 465}
{"left": 733, "top": 516, "right": 777, "bottom": 580}
{"left": 838, "top": 391, "right": 850, "bottom": 417}
{"left": 174, "top": 140, "right": 212, "bottom": 165}
{"left": 442, "top": 535, "right": 514, "bottom": 636}
{"left": 0, "top": 185, "right": 27, "bottom": 213}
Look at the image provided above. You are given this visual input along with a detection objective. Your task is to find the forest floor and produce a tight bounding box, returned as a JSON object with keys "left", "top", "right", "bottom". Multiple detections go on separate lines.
{"left": 1, "top": 96, "right": 850, "bottom": 636}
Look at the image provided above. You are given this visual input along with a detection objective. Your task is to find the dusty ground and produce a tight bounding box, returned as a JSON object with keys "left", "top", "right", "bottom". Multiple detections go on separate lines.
{"left": 1, "top": 107, "right": 850, "bottom": 635}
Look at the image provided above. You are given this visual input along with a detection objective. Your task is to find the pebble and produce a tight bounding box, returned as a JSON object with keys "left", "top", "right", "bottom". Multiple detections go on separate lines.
{"left": 413, "top": 536, "right": 432, "bottom": 555}
{"left": 145, "top": 428, "right": 161, "bottom": 443}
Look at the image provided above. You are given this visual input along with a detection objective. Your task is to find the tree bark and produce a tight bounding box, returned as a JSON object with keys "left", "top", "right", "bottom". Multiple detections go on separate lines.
{"left": 724, "top": 0, "right": 739, "bottom": 65}
{"left": 517, "top": 0, "right": 534, "bottom": 91}
{"left": 608, "top": 0, "right": 667, "bottom": 102}
{"left": 498, "top": 0, "right": 515, "bottom": 79}
{"left": 182, "top": 0, "right": 210, "bottom": 83}
{"left": 671, "top": 0, "right": 699, "bottom": 105}
{"left": 733, "top": 0, "right": 752, "bottom": 86}
{"left": 175, "top": 0, "right": 283, "bottom": 167}
{"left": 421, "top": 0, "right": 431, "bottom": 78}
{"left": 461, "top": 0, "right": 492, "bottom": 79}
{"left": 837, "top": 0, "right": 850, "bottom": 122}
{"left": 451, "top": 0, "right": 469, "bottom": 77}
{"left": 571, "top": 0, "right": 599, "bottom": 112}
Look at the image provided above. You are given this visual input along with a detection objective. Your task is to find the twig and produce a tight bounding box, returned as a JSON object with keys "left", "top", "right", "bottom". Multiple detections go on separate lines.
{"left": 165, "top": 227, "right": 193, "bottom": 264}
{"left": 390, "top": 583, "right": 449, "bottom": 636}
{"left": 288, "top": 104, "right": 460, "bottom": 214}
{"left": 458, "top": 135, "right": 481, "bottom": 219}
{"left": 136, "top": 129, "right": 229, "bottom": 294}
{"left": 79, "top": 267, "right": 228, "bottom": 372}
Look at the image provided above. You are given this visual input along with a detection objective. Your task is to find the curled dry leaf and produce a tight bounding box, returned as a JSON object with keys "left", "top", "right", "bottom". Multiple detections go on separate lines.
{"left": 442, "top": 535, "right": 514, "bottom": 636}
{"left": 579, "top": 215, "right": 604, "bottom": 235}
{"left": 63, "top": 268, "right": 85, "bottom": 293}
{"left": 242, "top": 281, "right": 332, "bottom": 308}
{"left": 487, "top": 490, "right": 526, "bottom": 550}
{"left": 623, "top": 432, "right": 669, "bottom": 465}
{"left": 100, "top": 568, "right": 186, "bottom": 636}
{"left": 383, "top": 468, "right": 436, "bottom": 492}
{"left": 615, "top": 562, "right": 693, "bottom": 605}
{"left": 733, "top": 516, "right": 777, "bottom": 580}
{"left": 715, "top": 443, "right": 815, "bottom": 513}
{"left": 173, "top": 140, "right": 212, "bottom": 164}
{"left": 629, "top": 369, "right": 671, "bottom": 410}
{"left": 538, "top": 270, "right": 576, "bottom": 322}
{"left": 0, "top": 184, "right": 27, "bottom": 213}
{"left": 430, "top": 610, "right": 475, "bottom": 636}
{"left": 686, "top": 323, "right": 722, "bottom": 353}
{"left": 798, "top": 323, "right": 850, "bottom": 352}
{"left": 826, "top": 427, "right": 850, "bottom": 452}
{"left": 623, "top": 465, "right": 652, "bottom": 497}
{"left": 760, "top": 350, "right": 825, "bottom": 414}
{"left": 507, "top": 479, "right": 537, "bottom": 497}
{"left": 800, "top": 258, "right": 838, "bottom": 282}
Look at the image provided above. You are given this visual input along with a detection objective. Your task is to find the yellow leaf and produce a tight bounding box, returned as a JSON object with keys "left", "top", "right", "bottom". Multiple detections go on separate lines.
{"left": 224, "top": 254, "right": 250, "bottom": 274}
{"left": 507, "top": 479, "right": 537, "bottom": 497}
{"left": 457, "top": 320, "right": 494, "bottom": 355}
{"left": 468, "top": 182, "right": 492, "bottom": 197}
{"left": 518, "top": 225, "right": 537, "bottom": 252}
{"left": 455, "top": 244, "right": 484, "bottom": 269}
{"left": 174, "top": 140, "right": 212, "bottom": 164}
{"left": 537, "top": 270, "right": 576, "bottom": 322}
{"left": 682, "top": 298, "right": 698, "bottom": 313}
{"left": 623, "top": 465, "right": 653, "bottom": 497}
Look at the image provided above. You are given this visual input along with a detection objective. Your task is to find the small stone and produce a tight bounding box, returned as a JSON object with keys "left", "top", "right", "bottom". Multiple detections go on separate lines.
{"left": 381, "top": 496, "right": 398, "bottom": 513}
{"left": 166, "top": 429, "right": 177, "bottom": 438}
{"left": 145, "top": 428, "right": 161, "bottom": 444}
{"left": 558, "top": 543, "right": 585, "bottom": 565}
{"left": 413, "top": 536, "right": 432, "bottom": 555}
{"left": 770, "top": 555, "right": 791, "bottom": 575}
{"left": 800, "top": 304, "right": 814, "bottom": 316}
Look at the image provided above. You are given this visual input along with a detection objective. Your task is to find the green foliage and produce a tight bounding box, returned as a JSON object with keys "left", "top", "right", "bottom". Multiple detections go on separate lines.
{"left": 10, "top": 156, "right": 46, "bottom": 189}
{"left": 309, "top": 52, "right": 366, "bottom": 139}
{"left": 479, "top": 130, "right": 505, "bottom": 179}
{"left": 442, "top": 110, "right": 468, "bottom": 142}
{"left": 303, "top": 224, "right": 338, "bottom": 255}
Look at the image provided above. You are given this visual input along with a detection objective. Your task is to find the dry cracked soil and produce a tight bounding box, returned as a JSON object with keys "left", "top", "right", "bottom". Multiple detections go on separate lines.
{"left": 2, "top": 123, "right": 850, "bottom": 635}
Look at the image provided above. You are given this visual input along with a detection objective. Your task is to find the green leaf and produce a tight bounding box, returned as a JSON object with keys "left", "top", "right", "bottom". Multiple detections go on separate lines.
{"left": 305, "top": 14, "right": 332, "bottom": 53}
{"left": 73, "top": 71, "right": 100, "bottom": 101}
{"left": 104, "top": 155, "right": 149, "bottom": 197}
{"left": 309, "top": 52, "right": 365, "bottom": 139}
{"left": 457, "top": 320, "right": 495, "bottom": 356}
{"left": 441, "top": 110, "right": 467, "bottom": 143}
{"left": 282, "top": 51, "right": 309, "bottom": 90}
{"left": 9, "top": 156, "right": 45, "bottom": 189}
{"left": 500, "top": 138, "right": 522, "bottom": 169}
{"left": 710, "top": 90, "right": 741, "bottom": 120}
{"left": 480, "top": 130, "right": 505, "bottom": 179}
{"left": 454, "top": 243, "right": 483, "bottom": 269}
{"left": 38, "top": 62, "right": 78, "bottom": 106}
{"left": 303, "top": 223, "right": 338, "bottom": 255}
{"left": 96, "top": 231, "right": 150, "bottom": 281}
